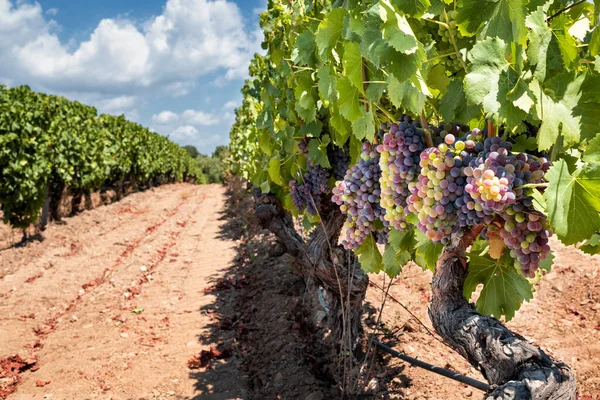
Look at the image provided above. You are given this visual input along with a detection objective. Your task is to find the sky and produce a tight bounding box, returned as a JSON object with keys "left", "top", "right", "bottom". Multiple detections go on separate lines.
{"left": 0, "top": 0, "right": 266, "bottom": 155}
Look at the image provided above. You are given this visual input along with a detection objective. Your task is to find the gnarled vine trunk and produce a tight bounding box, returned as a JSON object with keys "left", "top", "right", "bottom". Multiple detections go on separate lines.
{"left": 254, "top": 193, "right": 368, "bottom": 350}
{"left": 430, "top": 229, "right": 577, "bottom": 399}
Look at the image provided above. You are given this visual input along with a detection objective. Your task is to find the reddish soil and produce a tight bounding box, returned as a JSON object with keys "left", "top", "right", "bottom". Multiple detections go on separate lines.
{"left": 0, "top": 182, "right": 598, "bottom": 399}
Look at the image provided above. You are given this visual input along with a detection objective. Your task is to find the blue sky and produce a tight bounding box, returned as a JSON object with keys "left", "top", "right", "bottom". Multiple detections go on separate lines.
{"left": 0, "top": 0, "right": 266, "bottom": 155}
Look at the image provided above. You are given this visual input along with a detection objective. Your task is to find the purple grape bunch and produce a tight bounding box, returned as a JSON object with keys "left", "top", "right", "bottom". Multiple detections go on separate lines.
{"left": 289, "top": 162, "right": 330, "bottom": 215}
{"left": 376, "top": 119, "right": 426, "bottom": 231}
{"left": 331, "top": 142, "right": 387, "bottom": 249}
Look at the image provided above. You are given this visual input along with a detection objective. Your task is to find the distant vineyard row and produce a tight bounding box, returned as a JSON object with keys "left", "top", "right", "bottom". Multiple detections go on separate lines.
{"left": 0, "top": 85, "right": 204, "bottom": 230}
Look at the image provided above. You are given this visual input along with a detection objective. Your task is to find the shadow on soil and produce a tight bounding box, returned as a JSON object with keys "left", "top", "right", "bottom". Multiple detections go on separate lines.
{"left": 188, "top": 185, "right": 339, "bottom": 399}
{"left": 188, "top": 184, "right": 413, "bottom": 400}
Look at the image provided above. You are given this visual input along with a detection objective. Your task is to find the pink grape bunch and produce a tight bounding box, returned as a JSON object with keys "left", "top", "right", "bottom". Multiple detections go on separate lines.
{"left": 376, "top": 117, "right": 426, "bottom": 231}
{"left": 464, "top": 137, "right": 550, "bottom": 213}
{"left": 407, "top": 133, "right": 477, "bottom": 244}
{"left": 499, "top": 199, "right": 552, "bottom": 278}
{"left": 331, "top": 142, "right": 387, "bottom": 249}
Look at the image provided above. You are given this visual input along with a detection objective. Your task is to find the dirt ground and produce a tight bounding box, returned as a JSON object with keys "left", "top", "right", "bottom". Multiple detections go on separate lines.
{"left": 0, "top": 183, "right": 598, "bottom": 399}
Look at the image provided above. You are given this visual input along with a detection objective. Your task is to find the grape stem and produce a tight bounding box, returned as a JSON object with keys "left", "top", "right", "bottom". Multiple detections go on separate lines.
{"left": 487, "top": 120, "right": 496, "bottom": 138}
{"left": 546, "top": 0, "right": 586, "bottom": 21}
{"left": 515, "top": 182, "right": 549, "bottom": 189}
{"left": 420, "top": 111, "right": 434, "bottom": 148}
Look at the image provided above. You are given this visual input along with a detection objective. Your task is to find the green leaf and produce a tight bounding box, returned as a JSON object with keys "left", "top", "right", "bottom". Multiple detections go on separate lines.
{"left": 457, "top": 0, "right": 527, "bottom": 46}
{"left": 584, "top": 134, "right": 600, "bottom": 163}
{"left": 388, "top": 228, "right": 417, "bottom": 253}
{"left": 580, "top": 234, "right": 600, "bottom": 255}
{"left": 315, "top": 8, "right": 347, "bottom": 58}
{"left": 391, "top": 0, "right": 430, "bottom": 18}
{"left": 379, "top": 0, "right": 418, "bottom": 54}
{"left": 413, "top": 230, "right": 442, "bottom": 271}
{"left": 439, "top": 80, "right": 480, "bottom": 123}
{"left": 260, "top": 180, "right": 270, "bottom": 194}
{"left": 330, "top": 108, "right": 351, "bottom": 146}
{"left": 294, "top": 71, "right": 317, "bottom": 122}
{"left": 529, "top": 76, "right": 582, "bottom": 151}
{"left": 464, "top": 250, "right": 533, "bottom": 321}
{"left": 259, "top": 130, "right": 273, "bottom": 156}
{"left": 317, "top": 65, "right": 337, "bottom": 104}
{"left": 308, "top": 138, "right": 331, "bottom": 168}
{"left": 351, "top": 108, "right": 375, "bottom": 141}
{"left": 388, "top": 74, "right": 426, "bottom": 114}
{"left": 545, "top": 159, "right": 600, "bottom": 245}
{"left": 465, "top": 37, "right": 529, "bottom": 127}
{"left": 336, "top": 77, "right": 363, "bottom": 123}
{"left": 526, "top": 8, "right": 578, "bottom": 83}
{"left": 574, "top": 74, "right": 600, "bottom": 142}
{"left": 383, "top": 244, "right": 410, "bottom": 277}
{"left": 342, "top": 41, "right": 365, "bottom": 94}
{"left": 131, "top": 308, "right": 144, "bottom": 314}
{"left": 538, "top": 249, "right": 554, "bottom": 272}
{"left": 511, "top": 134, "right": 537, "bottom": 153}
{"left": 594, "top": 56, "right": 600, "bottom": 73}
{"left": 294, "top": 31, "right": 316, "bottom": 66}
{"left": 268, "top": 155, "right": 282, "bottom": 185}
{"left": 356, "top": 233, "right": 383, "bottom": 273}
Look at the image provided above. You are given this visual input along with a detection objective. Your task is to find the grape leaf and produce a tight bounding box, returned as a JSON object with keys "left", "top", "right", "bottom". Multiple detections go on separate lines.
{"left": 464, "top": 250, "right": 533, "bottom": 321}
{"left": 457, "top": 0, "right": 527, "bottom": 46}
{"left": 317, "top": 65, "right": 337, "bottom": 104}
{"left": 545, "top": 159, "right": 600, "bottom": 245}
{"left": 511, "top": 134, "right": 537, "bottom": 153}
{"left": 391, "top": 0, "right": 430, "bottom": 18}
{"left": 383, "top": 244, "right": 410, "bottom": 277}
{"left": 357, "top": 233, "right": 383, "bottom": 273}
{"left": 294, "top": 31, "right": 316, "bottom": 66}
{"left": 330, "top": 107, "right": 351, "bottom": 146}
{"left": 336, "top": 77, "right": 363, "bottom": 123}
{"left": 574, "top": 74, "right": 600, "bottom": 142}
{"left": 594, "top": 56, "right": 600, "bottom": 73}
{"left": 584, "top": 134, "right": 600, "bottom": 163}
{"left": 538, "top": 249, "right": 554, "bottom": 272}
{"left": 465, "top": 37, "right": 529, "bottom": 127}
{"left": 360, "top": 4, "right": 389, "bottom": 64}
{"left": 308, "top": 137, "right": 331, "bottom": 168}
{"left": 580, "top": 234, "right": 600, "bottom": 255}
{"left": 388, "top": 74, "right": 426, "bottom": 114}
{"left": 413, "top": 230, "right": 443, "bottom": 271}
{"left": 529, "top": 76, "right": 582, "bottom": 151}
{"left": 342, "top": 41, "right": 365, "bottom": 94}
{"left": 315, "top": 8, "right": 347, "bottom": 58}
{"left": 439, "top": 80, "right": 480, "bottom": 123}
{"left": 267, "top": 155, "right": 282, "bottom": 185}
{"left": 351, "top": 108, "right": 375, "bottom": 141}
{"left": 379, "top": 0, "right": 418, "bottom": 54}
{"left": 526, "top": 8, "right": 578, "bottom": 83}
{"left": 294, "top": 71, "right": 317, "bottom": 122}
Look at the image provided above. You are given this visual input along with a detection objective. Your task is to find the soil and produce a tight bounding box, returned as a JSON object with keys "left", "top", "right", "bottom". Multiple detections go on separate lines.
{"left": 0, "top": 183, "right": 598, "bottom": 399}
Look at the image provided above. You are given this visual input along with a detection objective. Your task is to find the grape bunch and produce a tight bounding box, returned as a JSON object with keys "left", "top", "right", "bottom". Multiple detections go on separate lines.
{"left": 331, "top": 142, "right": 387, "bottom": 250}
{"left": 328, "top": 145, "right": 351, "bottom": 181}
{"left": 464, "top": 137, "right": 550, "bottom": 213}
{"left": 289, "top": 162, "right": 330, "bottom": 215}
{"left": 407, "top": 134, "right": 475, "bottom": 243}
{"left": 376, "top": 119, "right": 426, "bottom": 231}
{"left": 499, "top": 203, "right": 552, "bottom": 278}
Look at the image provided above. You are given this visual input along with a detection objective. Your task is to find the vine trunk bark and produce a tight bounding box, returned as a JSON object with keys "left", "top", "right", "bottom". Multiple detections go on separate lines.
{"left": 254, "top": 193, "right": 368, "bottom": 389}
{"left": 429, "top": 229, "right": 577, "bottom": 399}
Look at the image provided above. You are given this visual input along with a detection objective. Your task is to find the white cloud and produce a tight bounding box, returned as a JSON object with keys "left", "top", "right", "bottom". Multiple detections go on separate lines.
{"left": 0, "top": 0, "right": 263, "bottom": 96}
{"left": 169, "top": 125, "right": 198, "bottom": 141}
{"left": 222, "top": 100, "right": 238, "bottom": 110}
{"left": 45, "top": 7, "right": 58, "bottom": 16}
{"left": 152, "top": 110, "right": 179, "bottom": 124}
